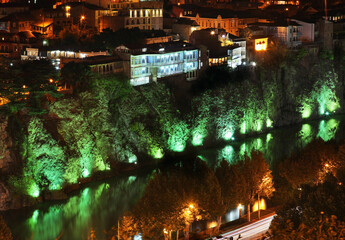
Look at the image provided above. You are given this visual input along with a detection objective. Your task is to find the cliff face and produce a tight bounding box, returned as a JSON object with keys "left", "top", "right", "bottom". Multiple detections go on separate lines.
{"left": 0, "top": 116, "right": 12, "bottom": 174}
{"left": 1, "top": 50, "right": 344, "bottom": 211}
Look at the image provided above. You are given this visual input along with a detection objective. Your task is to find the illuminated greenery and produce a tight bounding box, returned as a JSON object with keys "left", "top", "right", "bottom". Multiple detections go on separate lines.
{"left": 26, "top": 117, "right": 66, "bottom": 191}
{"left": 218, "top": 145, "right": 235, "bottom": 163}
{"left": 317, "top": 119, "right": 340, "bottom": 142}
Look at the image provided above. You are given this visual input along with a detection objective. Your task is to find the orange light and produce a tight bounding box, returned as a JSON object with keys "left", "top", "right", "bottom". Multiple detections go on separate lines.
{"left": 252, "top": 198, "right": 266, "bottom": 212}
{"left": 255, "top": 38, "right": 268, "bottom": 51}
{"left": 81, "top": 15, "right": 85, "bottom": 21}
{"left": 49, "top": 78, "right": 54, "bottom": 83}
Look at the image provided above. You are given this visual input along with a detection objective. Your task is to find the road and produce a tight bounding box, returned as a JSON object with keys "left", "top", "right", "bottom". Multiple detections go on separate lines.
{"left": 219, "top": 214, "right": 276, "bottom": 240}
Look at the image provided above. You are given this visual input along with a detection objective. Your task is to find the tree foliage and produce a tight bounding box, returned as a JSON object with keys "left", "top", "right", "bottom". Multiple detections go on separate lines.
{"left": 0, "top": 59, "right": 59, "bottom": 113}
{"left": 0, "top": 215, "right": 13, "bottom": 240}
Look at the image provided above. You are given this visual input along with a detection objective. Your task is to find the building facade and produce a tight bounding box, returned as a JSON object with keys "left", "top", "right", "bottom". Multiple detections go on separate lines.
{"left": 115, "top": 42, "right": 201, "bottom": 86}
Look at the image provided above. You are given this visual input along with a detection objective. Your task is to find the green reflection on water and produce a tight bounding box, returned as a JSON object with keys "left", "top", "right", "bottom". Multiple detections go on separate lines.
{"left": 317, "top": 119, "right": 340, "bottom": 142}
{"left": 218, "top": 145, "right": 235, "bottom": 164}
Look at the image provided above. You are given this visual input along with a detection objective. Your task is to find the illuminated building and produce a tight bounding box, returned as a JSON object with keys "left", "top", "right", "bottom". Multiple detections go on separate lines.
{"left": 21, "top": 48, "right": 108, "bottom": 69}
{"left": 100, "top": 2, "right": 163, "bottom": 31}
{"left": 248, "top": 21, "right": 302, "bottom": 48}
{"left": 115, "top": 42, "right": 201, "bottom": 86}
{"left": 0, "top": 30, "right": 34, "bottom": 58}
{"left": 190, "top": 29, "right": 244, "bottom": 68}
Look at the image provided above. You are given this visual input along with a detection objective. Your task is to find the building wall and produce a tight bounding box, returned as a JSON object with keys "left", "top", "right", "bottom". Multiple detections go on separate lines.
{"left": 129, "top": 49, "right": 200, "bottom": 86}
{"left": 125, "top": 8, "right": 163, "bottom": 30}
{"left": 172, "top": 23, "right": 198, "bottom": 41}
{"left": 292, "top": 19, "right": 315, "bottom": 42}
{"left": 185, "top": 15, "right": 240, "bottom": 36}
{"left": 100, "top": 15, "right": 124, "bottom": 31}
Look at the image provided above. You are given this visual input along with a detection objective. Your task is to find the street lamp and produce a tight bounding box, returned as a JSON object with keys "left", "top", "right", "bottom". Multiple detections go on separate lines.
{"left": 238, "top": 204, "right": 243, "bottom": 218}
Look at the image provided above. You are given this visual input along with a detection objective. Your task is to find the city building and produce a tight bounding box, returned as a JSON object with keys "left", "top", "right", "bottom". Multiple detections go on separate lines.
{"left": 248, "top": 21, "right": 302, "bottom": 47}
{"left": 291, "top": 19, "right": 315, "bottom": 42}
{"left": 172, "top": 17, "right": 200, "bottom": 41}
{"left": 0, "top": 30, "right": 35, "bottom": 58}
{"left": 0, "top": 12, "right": 54, "bottom": 37}
{"left": 100, "top": 1, "right": 163, "bottom": 31}
{"left": 0, "top": 3, "right": 29, "bottom": 19}
{"left": 114, "top": 41, "right": 202, "bottom": 86}
{"left": 61, "top": 2, "right": 111, "bottom": 32}
{"left": 190, "top": 28, "right": 244, "bottom": 68}
{"left": 60, "top": 55, "right": 124, "bottom": 75}
{"left": 21, "top": 47, "right": 108, "bottom": 69}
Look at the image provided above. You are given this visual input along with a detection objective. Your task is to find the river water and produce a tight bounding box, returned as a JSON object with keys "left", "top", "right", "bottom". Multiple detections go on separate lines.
{"left": 3, "top": 115, "right": 345, "bottom": 240}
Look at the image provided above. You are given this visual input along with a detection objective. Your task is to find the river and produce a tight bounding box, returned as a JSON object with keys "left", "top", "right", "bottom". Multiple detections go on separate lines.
{"left": 3, "top": 115, "right": 345, "bottom": 240}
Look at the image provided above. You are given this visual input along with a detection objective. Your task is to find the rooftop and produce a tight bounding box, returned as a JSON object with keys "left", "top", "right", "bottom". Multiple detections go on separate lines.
{"left": 121, "top": 41, "right": 198, "bottom": 55}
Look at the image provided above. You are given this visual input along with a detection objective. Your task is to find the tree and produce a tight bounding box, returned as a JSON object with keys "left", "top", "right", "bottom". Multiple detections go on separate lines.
{"left": 0, "top": 59, "right": 59, "bottom": 113}
{"left": 60, "top": 62, "right": 93, "bottom": 92}
{"left": 270, "top": 174, "right": 345, "bottom": 239}
{"left": 215, "top": 160, "right": 244, "bottom": 220}
{"left": 0, "top": 215, "right": 13, "bottom": 240}
{"left": 238, "top": 151, "right": 275, "bottom": 222}
{"left": 280, "top": 141, "right": 337, "bottom": 189}
{"left": 133, "top": 158, "right": 223, "bottom": 239}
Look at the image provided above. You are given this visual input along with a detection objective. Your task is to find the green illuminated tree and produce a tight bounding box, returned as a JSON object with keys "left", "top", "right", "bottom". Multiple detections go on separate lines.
{"left": 26, "top": 117, "right": 66, "bottom": 190}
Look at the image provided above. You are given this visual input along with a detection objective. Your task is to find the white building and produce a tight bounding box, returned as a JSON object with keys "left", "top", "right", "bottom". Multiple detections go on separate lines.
{"left": 21, "top": 48, "right": 108, "bottom": 69}
{"left": 115, "top": 42, "right": 201, "bottom": 86}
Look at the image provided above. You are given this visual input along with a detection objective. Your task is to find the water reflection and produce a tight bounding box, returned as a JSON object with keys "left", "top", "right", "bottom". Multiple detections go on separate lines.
{"left": 210, "top": 117, "right": 344, "bottom": 167}
{"left": 5, "top": 175, "right": 148, "bottom": 240}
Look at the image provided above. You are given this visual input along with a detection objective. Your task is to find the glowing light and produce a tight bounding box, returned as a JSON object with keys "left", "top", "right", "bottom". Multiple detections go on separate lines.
{"left": 210, "top": 31, "right": 215, "bottom": 35}
{"left": 128, "top": 154, "right": 137, "bottom": 164}
{"left": 252, "top": 198, "right": 266, "bottom": 212}
{"left": 222, "top": 128, "right": 234, "bottom": 141}
{"left": 28, "top": 182, "right": 40, "bottom": 198}
{"left": 82, "top": 168, "right": 90, "bottom": 178}
{"left": 266, "top": 119, "right": 273, "bottom": 128}
{"left": 256, "top": 121, "right": 262, "bottom": 131}
{"left": 266, "top": 133, "right": 273, "bottom": 143}
{"left": 192, "top": 130, "right": 206, "bottom": 146}
{"left": 151, "top": 147, "right": 164, "bottom": 159}
{"left": 238, "top": 204, "right": 243, "bottom": 209}
{"left": 208, "top": 221, "right": 217, "bottom": 228}
{"left": 240, "top": 122, "right": 246, "bottom": 134}
{"left": 255, "top": 38, "right": 268, "bottom": 51}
